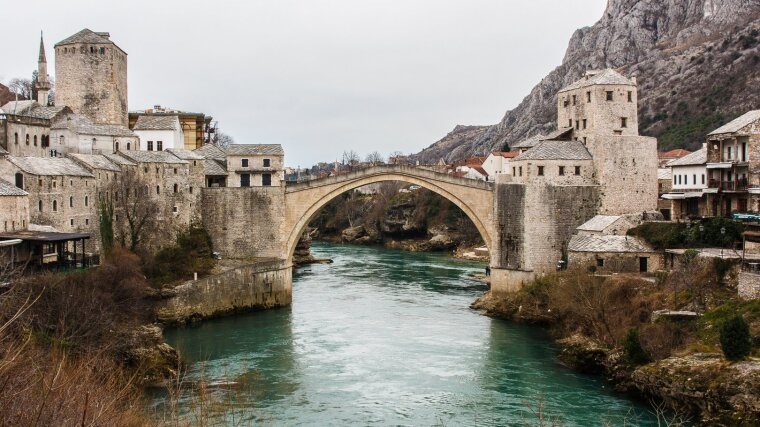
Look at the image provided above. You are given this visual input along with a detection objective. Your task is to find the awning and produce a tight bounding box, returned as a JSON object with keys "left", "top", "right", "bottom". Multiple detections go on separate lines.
{"left": 661, "top": 192, "right": 703, "bottom": 200}
{"left": 706, "top": 162, "right": 732, "bottom": 169}
{"left": 748, "top": 187, "right": 760, "bottom": 194}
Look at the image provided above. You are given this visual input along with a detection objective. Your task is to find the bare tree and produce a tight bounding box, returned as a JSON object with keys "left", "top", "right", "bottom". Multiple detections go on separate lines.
{"left": 388, "top": 150, "right": 406, "bottom": 165}
{"left": 342, "top": 150, "right": 360, "bottom": 168}
{"left": 101, "top": 169, "right": 161, "bottom": 252}
{"left": 215, "top": 132, "right": 234, "bottom": 148}
{"left": 6, "top": 78, "right": 32, "bottom": 100}
{"left": 365, "top": 151, "right": 385, "bottom": 166}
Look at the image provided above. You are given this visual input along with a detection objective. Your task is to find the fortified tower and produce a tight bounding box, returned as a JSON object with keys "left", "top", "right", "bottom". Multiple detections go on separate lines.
{"left": 35, "top": 33, "right": 51, "bottom": 106}
{"left": 54, "top": 29, "right": 128, "bottom": 126}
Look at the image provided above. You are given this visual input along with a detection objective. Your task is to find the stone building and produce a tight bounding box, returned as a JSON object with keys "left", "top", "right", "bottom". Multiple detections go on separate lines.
{"left": 225, "top": 144, "right": 284, "bottom": 187}
{"left": 0, "top": 178, "right": 29, "bottom": 233}
{"left": 509, "top": 140, "right": 595, "bottom": 186}
{"left": 193, "top": 143, "right": 228, "bottom": 187}
{"left": 50, "top": 112, "right": 138, "bottom": 155}
{"left": 483, "top": 151, "right": 517, "bottom": 178}
{"left": 704, "top": 110, "right": 760, "bottom": 215}
{"left": 0, "top": 156, "right": 98, "bottom": 237}
{"left": 166, "top": 148, "right": 206, "bottom": 224}
{"left": 556, "top": 69, "right": 658, "bottom": 215}
{"left": 661, "top": 146, "right": 709, "bottom": 219}
{"left": 129, "top": 105, "right": 213, "bottom": 150}
{"left": 568, "top": 234, "right": 662, "bottom": 273}
{"left": 0, "top": 101, "right": 71, "bottom": 157}
{"left": 132, "top": 115, "right": 183, "bottom": 151}
{"left": 54, "top": 29, "right": 128, "bottom": 126}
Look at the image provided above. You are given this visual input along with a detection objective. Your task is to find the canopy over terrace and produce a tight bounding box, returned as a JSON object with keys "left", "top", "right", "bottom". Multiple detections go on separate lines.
{"left": 0, "top": 230, "right": 92, "bottom": 271}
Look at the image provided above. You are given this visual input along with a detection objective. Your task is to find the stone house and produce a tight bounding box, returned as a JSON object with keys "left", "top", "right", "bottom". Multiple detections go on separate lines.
{"left": 0, "top": 156, "right": 98, "bottom": 238}
{"left": 0, "top": 101, "right": 71, "bottom": 157}
{"left": 129, "top": 105, "right": 212, "bottom": 150}
{"left": 508, "top": 140, "right": 595, "bottom": 185}
{"left": 193, "top": 143, "right": 229, "bottom": 187}
{"left": 0, "top": 178, "right": 29, "bottom": 233}
{"left": 225, "top": 144, "right": 284, "bottom": 187}
{"left": 50, "top": 112, "right": 138, "bottom": 155}
{"left": 575, "top": 214, "right": 634, "bottom": 237}
{"left": 133, "top": 115, "right": 183, "bottom": 152}
{"left": 166, "top": 148, "right": 205, "bottom": 224}
{"left": 657, "top": 167, "right": 673, "bottom": 219}
{"left": 704, "top": 110, "right": 760, "bottom": 215}
{"left": 661, "top": 146, "right": 709, "bottom": 219}
{"left": 568, "top": 234, "right": 662, "bottom": 273}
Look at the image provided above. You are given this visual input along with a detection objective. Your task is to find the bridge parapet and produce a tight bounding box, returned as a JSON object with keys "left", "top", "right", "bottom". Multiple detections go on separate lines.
{"left": 286, "top": 165, "right": 494, "bottom": 193}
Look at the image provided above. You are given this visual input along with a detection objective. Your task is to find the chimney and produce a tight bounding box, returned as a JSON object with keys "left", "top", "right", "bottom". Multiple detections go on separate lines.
{"left": 631, "top": 76, "right": 637, "bottom": 85}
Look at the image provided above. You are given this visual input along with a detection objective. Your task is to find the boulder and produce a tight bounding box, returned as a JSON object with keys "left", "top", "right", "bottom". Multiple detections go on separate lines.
{"left": 341, "top": 225, "right": 366, "bottom": 242}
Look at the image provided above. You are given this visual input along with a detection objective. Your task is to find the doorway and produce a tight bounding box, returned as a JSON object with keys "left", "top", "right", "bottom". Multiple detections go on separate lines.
{"left": 639, "top": 257, "right": 648, "bottom": 273}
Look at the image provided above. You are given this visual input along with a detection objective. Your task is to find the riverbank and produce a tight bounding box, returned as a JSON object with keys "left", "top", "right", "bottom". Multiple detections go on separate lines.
{"left": 471, "top": 266, "right": 760, "bottom": 425}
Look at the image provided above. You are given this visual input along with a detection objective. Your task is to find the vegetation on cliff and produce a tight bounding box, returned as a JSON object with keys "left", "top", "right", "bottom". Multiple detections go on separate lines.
{"left": 627, "top": 217, "right": 744, "bottom": 250}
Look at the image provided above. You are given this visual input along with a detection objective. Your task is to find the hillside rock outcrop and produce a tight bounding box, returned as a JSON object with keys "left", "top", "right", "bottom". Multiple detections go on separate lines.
{"left": 416, "top": 0, "right": 760, "bottom": 163}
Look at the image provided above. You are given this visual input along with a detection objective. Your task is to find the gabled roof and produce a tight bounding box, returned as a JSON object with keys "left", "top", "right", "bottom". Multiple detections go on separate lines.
{"left": 489, "top": 151, "right": 519, "bottom": 159}
{"left": 577, "top": 215, "right": 623, "bottom": 232}
{"left": 1, "top": 101, "right": 70, "bottom": 120}
{"left": 0, "top": 178, "right": 27, "bottom": 196}
{"left": 102, "top": 153, "right": 136, "bottom": 166}
{"left": 511, "top": 134, "right": 545, "bottom": 149}
{"left": 8, "top": 156, "right": 94, "bottom": 177}
{"left": 469, "top": 166, "right": 488, "bottom": 177}
{"left": 659, "top": 149, "right": 691, "bottom": 159}
{"left": 667, "top": 146, "right": 706, "bottom": 167}
{"left": 658, "top": 168, "right": 673, "bottom": 180}
{"left": 708, "top": 110, "right": 760, "bottom": 136}
{"left": 1, "top": 100, "right": 37, "bottom": 115}
{"left": 542, "top": 127, "right": 574, "bottom": 141}
{"left": 55, "top": 29, "right": 112, "bottom": 46}
{"left": 568, "top": 234, "right": 654, "bottom": 253}
{"left": 133, "top": 115, "right": 180, "bottom": 131}
{"left": 559, "top": 69, "right": 636, "bottom": 93}
{"left": 118, "top": 151, "right": 188, "bottom": 164}
{"left": 166, "top": 148, "right": 204, "bottom": 160}
{"left": 51, "top": 113, "right": 135, "bottom": 137}
{"left": 513, "top": 140, "right": 592, "bottom": 161}
{"left": 226, "top": 144, "right": 284, "bottom": 156}
{"left": 204, "top": 159, "right": 228, "bottom": 176}
{"left": 67, "top": 154, "right": 121, "bottom": 172}
{"left": 194, "top": 143, "right": 227, "bottom": 160}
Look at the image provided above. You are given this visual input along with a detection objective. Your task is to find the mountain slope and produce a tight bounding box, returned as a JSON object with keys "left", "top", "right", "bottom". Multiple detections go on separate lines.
{"left": 416, "top": 0, "right": 760, "bottom": 163}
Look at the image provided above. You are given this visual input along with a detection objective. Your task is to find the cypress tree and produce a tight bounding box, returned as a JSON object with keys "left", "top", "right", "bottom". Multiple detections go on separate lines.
{"left": 719, "top": 315, "right": 751, "bottom": 361}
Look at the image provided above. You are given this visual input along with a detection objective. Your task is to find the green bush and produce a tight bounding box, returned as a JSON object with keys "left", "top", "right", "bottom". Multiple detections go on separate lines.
{"left": 143, "top": 227, "right": 215, "bottom": 287}
{"left": 719, "top": 315, "right": 752, "bottom": 361}
{"left": 627, "top": 222, "right": 686, "bottom": 249}
{"left": 623, "top": 328, "right": 650, "bottom": 364}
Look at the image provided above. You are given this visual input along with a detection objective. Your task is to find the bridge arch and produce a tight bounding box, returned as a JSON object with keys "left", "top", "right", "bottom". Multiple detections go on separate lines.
{"left": 283, "top": 166, "right": 494, "bottom": 264}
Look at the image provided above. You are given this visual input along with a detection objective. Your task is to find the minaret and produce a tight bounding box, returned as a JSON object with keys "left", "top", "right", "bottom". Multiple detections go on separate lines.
{"left": 35, "top": 32, "right": 51, "bottom": 106}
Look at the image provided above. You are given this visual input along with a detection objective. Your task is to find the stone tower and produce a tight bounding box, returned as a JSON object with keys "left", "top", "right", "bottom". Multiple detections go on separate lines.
{"left": 54, "top": 29, "right": 128, "bottom": 126}
{"left": 35, "top": 32, "right": 51, "bottom": 106}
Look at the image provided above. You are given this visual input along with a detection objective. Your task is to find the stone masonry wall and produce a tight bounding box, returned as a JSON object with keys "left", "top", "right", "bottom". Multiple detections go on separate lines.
{"left": 55, "top": 42, "right": 128, "bottom": 126}
{"left": 569, "top": 251, "right": 664, "bottom": 273}
{"left": 0, "top": 194, "right": 29, "bottom": 232}
{"left": 738, "top": 271, "right": 760, "bottom": 300}
{"left": 155, "top": 259, "right": 292, "bottom": 324}
{"left": 557, "top": 84, "right": 639, "bottom": 141}
{"left": 202, "top": 187, "right": 286, "bottom": 259}
{"left": 493, "top": 182, "right": 526, "bottom": 270}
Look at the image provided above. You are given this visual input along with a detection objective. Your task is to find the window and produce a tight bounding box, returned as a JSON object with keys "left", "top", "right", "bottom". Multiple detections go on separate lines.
{"left": 262, "top": 173, "right": 272, "bottom": 186}
{"left": 189, "top": 186, "right": 193, "bottom": 194}
{"left": 70, "top": 219, "right": 74, "bottom": 227}
{"left": 115, "top": 141, "right": 119, "bottom": 151}
{"left": 242, "top": 159, "right": 249, "bottom": 167}
{"left": 14, "top": 133, "right": 18, "bottom": 145}
{"left": 586, "top": 91, "right": 591, "bottom": 102}
{"left": 693, "top": 174, "right": 697, "bottom": 185}
{"left": 52, "top": 200, "right": 57, "bottom": 212}
{"left": 537, "top": 166, "right": 544, "bottom": 176}
{"left": 127, "top": 142, "right": 131, "bottom": 150}
{"left": 144, "top": 167, "right": 148, "bottom": 173}
{"left": 742, "top": 142, "right": 747, "bottom": 161}
{"left": 673, "top": 176, "right": 676, "bottom": 184}
{"left": 147, "top": 141, "right": 153, "bottom": 151}
{"left": 240, "top": 173, "right": 251, "bottom": 187}
{"left": 33, "top": 135, "right": 37, "bottom": 146}
{"left": 519, "top": 166, "right": 523, "bottom": 177}
{"left": 574, "top": 166, "right": 581, "bottom": 176}
{"left": 69, "top": 196, "right": 73, "bottom": 207}
{"left": 85, "top": 218, "right": 89, "bottom": 226}
{"left": 582, "top": 119, "right": 587, "bottom": 129}
{"left": 606, "top": 91, "right": 613, "bottom": 101}
{"left": 173, "top": 206, "right": 178, "bottom": 214}
{"left": 38, "top": 201, "right": 42, "bottom": 212}
{"left": 702, "top": 174, "right": 705, "bottom": 185}
{"left": 14, "top": 173, "right": 23, "bottom": 189}
{"left": 627, "top": 91, "right": 632, "bottom": 102}
{"left": 597, "top": 258, "right": 605, "bottom": 267}
{"left": 38, "top": 178, "right": 43, "bottom": 187}
{"left": 263, "top": 158, "right": 271, "bottom": 167}
{"left": 173, "top": 168, "right": 178, "bottom": 174}
{"left": 156, "top": 186, "right": 160, "bottom": 195}
{"left": 157, "top": 141, "right": 163, "bottom": 151}
{"left": 193, "top": 160, "right": 197, "bottom": 166}
{"left": 575, "top": 120, "right": 579, "bottom": 130}
{"left": 60, "top": 136, "right": 64, "bottom": 145}
{"left": 173, "top": 183, "right": 178, "bottom": 193}
{"left": 25, "top": 134, "right": 29, "bottom": 145}
{"left": 727, "top": 146, "right": 732, "bottom": 160}
{"left": 572, "top": 95, "right": 576, "bottom": 105}
{"left": 512, "top": 167, "right": 516, "bottom": 175}
{"left": 559, "top": 166, "right": 565, "bottom": 176}
{"left": 621, "top": 117, "right": 627, "bottom": 128}
{"left": 563, "top": 99, "right": 569, "bottom": 107}
{"left": 99, "top": 47, "right": 105, "bottom": 54}
{"left": 84, "top": 196, "right": 88, "bottom": 206}
{"left": 568, "top": 119, "right": 572, "bottom": 127}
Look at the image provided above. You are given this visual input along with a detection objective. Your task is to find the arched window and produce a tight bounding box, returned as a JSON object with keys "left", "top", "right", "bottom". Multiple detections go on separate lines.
{"left": 127, "top": 142, "right": 131, "bottom": 150}
{"left": 156, "top": 185, "right": 160, "bottom": 195}
{"left": 115, "top": 142, "right": 119, "bottom": 151}
{"left": 84, "top": 196, "right": 89, "bottom": 207}
{"left": 173, "top": 183, "right": 178, "bottom": 193}
{"left": 69, "top": 196, "right": 73, "bottom": 207}
{"left": 60, "top": 135, "right": 65, "bottom": 145}
{"left": 25, "top": 134, "right": 29, "bottom": 145}
{"left": 14, "top": 173, "right": 23, "bottom": 189}
{"left": 52, "top": 200, "right": 57, "bottom": 212}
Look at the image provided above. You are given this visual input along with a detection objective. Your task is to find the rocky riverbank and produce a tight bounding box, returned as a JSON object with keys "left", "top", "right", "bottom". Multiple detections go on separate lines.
{"left": 471, "top": 270, "right": 760, "bottom": 425}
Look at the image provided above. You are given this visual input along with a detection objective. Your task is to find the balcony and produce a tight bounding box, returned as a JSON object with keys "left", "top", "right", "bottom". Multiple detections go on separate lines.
{"left": 708, "top": 178, "right": 748, "bottom": 191}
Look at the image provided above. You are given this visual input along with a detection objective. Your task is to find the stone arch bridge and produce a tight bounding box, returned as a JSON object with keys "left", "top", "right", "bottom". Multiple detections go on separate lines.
{"left": 202, "top": 165, "right": 600, "bottom": 297}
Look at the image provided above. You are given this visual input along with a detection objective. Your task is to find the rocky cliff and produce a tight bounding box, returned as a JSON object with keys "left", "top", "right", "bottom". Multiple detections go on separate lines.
{"left": 416, "top": 0, "right": 760, "bottom": 163}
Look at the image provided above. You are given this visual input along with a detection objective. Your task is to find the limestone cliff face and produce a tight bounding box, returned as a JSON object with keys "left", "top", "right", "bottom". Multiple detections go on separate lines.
{"left": 416, "top": 0, "right": 760, "bottom": 163}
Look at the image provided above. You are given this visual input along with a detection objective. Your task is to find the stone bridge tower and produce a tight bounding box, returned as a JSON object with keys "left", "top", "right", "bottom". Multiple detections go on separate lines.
{"left": 54, "top": 29, "right": 128, "bottom": 126}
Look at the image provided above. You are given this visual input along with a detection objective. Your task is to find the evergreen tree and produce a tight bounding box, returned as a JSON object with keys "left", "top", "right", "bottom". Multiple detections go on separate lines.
{"left": 98, "top": 197, "right": 115, "bottom": 258}
{"left": 623, "top": 328, "right": 650, "bottom": 364}
{"left": 719, "top": 315, "right": 751, "bottom": 361}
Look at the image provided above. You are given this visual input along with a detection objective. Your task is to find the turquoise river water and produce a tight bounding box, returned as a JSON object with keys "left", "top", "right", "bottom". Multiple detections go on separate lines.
{"left": 160, "top": 242, "right": 661, "bottom": 425}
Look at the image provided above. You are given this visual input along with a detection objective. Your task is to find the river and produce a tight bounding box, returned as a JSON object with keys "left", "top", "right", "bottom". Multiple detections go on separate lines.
{"left": 160, "top": 242, "right": 660, "bottom": 425}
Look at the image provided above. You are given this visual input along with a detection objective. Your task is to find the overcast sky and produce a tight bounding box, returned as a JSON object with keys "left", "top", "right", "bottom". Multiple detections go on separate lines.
{"left": 3, "top": 0, "right": 607, "bottom": 167}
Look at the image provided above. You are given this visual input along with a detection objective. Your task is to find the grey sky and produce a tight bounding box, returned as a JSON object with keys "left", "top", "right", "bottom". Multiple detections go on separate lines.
{"left": 3, "top": 0, "right": 607, "bottom": 167}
